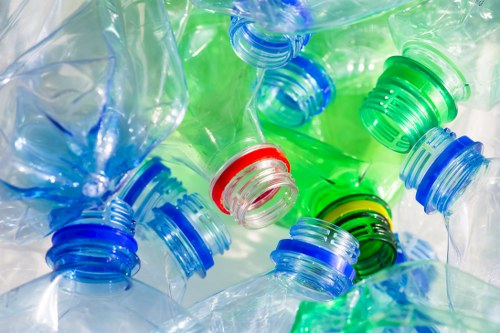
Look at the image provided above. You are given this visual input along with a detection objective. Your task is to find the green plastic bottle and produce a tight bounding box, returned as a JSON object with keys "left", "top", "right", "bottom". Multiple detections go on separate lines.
{"left": 161, "top": 9, "right": 298, "bottom": 229}
{"left": 360, "top": 0, "right": 500, "bottom": 153}
{"left": 291, "top": 261, "right": 500, "bottom": 332}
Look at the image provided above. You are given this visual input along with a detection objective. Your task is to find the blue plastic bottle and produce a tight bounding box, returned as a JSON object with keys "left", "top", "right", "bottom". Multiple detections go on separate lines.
{"left": 118, "top": 158, "right": 231, "bottom": 302}
{"left": 187, "top": 217, "right": 360, "bottom": 332}
{"left": 400, "top": 127, "right": 500, "bottom": 287}
{"left": 0, "top": 199, "right": 205, "bottom": 332}
{"left": 0, "top": 0, "right": 187, "bottom": 243}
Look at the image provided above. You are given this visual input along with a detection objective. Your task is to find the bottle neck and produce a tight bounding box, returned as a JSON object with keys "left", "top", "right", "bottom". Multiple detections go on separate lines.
{"left": 119, "top": 157, "right": 186, "bottom": 224}
{"left": 148, "top": 193, "right": 231, "bottom": 279}
{"left": 46, "top": 199, "right": 140, "bottom": 281}
{"left": 317, "top": 194, "right": 397, "bottom": 281}
{"left": 228, "top": 16, "right": 310, "bottom": 69}
{"left": 211, "top": 143, "right": 298, "bottom": 229}
{"left": 270, "top": 217, "right": 359, "bottom": 297}
{"left": 256, "top": 55, "right": 335, "bottom": 127}
{"left": 360, "top": 49, "right": 460, "bottom": 153}
{"left": 400, "top": 127, "right": 487, "bottom": 215}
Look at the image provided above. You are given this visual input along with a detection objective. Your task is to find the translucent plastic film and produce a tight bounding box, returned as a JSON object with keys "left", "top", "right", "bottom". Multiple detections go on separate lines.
{"left": 292, "top": 260, "right": 500, "bottom": 332}
{"left": 191, "top": 0, "right": 414, "bottom": 34}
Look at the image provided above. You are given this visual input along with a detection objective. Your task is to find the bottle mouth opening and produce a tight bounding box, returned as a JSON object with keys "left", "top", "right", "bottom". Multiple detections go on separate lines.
{"left": 210, "top": 143, "right": 297, "bottom": 229}
{"left": 228, "top": 16, "right": 309, "bottom": 69}
{"left": 256, "top": 55, "right": 335, "bottom": 128}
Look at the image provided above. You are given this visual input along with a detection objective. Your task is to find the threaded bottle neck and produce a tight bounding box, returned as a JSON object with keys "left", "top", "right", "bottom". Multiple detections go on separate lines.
{"left": 360, "top": 55, "right": 457, "bottom": 153}
{"left": 256, "top": 55, "right": 335, "bottom": 127}
{"left": 46, "top": 199, "right": 139, "bottom": 281}
{"left": 271, "top": 217, "right": 360, "bottom": 297}
{"left": 228, "top": 16, "right": 309, "bottom": 69}
{"left": 211, "top": 143, "right": 298, "bottom": 229}
{"left": 400, "top": 127, "right": 487, "bottom": 215}
{"left": 119, "top": 157, "right": 186, "bottom": 223}
{"left": 149, "top": 193, "right": 230, "bottom": 279}
{"left": 317, "top": 194, "right": 397, "bottom": 281}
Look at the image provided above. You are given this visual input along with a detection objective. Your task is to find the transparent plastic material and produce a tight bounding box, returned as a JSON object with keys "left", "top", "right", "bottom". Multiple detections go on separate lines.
{"left": 192, "top": 0, "right": 413, "bottom": 34}
{"left": 400, "top": 127, "right": 500, "bottom": 287}
{"left": 169, "top": 8, "right": 297, "bottom": 229}
{"left": 360, "top": 0, "right": 500, "bottom": 153}
{"left": 117, "top": 158, "right": 231, "bottom": 302}
{"left": 0, "top": 0, "right": 187, "bottom": 243}
{"left": 220, "top": 0, "right": 412, "bottom": 68}
{"left": 291, "top": 260, "right": 500, "bottom": 332}
{"left": 257, "top": 11, "right": 399, "bottom": 127}
{"left": 0, "top": 200, "right": 205, "bottom": 332}
{"left": 164, "top": 0, "right": 192, "bottom": 40}
{"left": 188, "top": 217, "right": 360, "bottom": 332}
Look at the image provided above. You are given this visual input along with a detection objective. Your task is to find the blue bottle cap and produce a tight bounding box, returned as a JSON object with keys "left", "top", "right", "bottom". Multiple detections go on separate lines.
{"left": 159, "top": 203, "right": 214, "bottom": 271}
{"left": 271, "top": 239, "right": 356, "bottom": 281}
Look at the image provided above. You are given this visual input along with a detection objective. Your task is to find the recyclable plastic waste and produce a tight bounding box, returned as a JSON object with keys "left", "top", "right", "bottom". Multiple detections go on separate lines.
{"left": 191, "top": 0, "right": 414, "bottom": 68}
{"left": 166, "top": 8, "right": 297, "bottom": 229}
{"left": 291, "top": 260, "right": 500, "bottom": 332}
{"left": 0, "top": 199, "right": 206, "bottom": 332}
{"left": 0, "top": 0, "right": 187, "bottom": 243}
{"left": 401, "top": 126, "right": 500, "bottom": 287}
{"left": 187, "top": 217, "right": 360, "bottom": 332}
{"left": 117, "top": 158, "right": 231, "bottom": 302}
{"left": 360, "top": 0, "right": 500, "bottom": 153}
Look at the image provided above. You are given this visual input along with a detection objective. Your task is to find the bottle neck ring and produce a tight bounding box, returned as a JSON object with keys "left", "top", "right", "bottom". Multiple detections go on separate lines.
{"left": 401, "top": 127, "right": 486, "bottom": 214}
{"left": 317, "top": 194, "right": 397, "bottom": 280}
{"left": 210, "top": 143, "right": 297, "bottom": 228}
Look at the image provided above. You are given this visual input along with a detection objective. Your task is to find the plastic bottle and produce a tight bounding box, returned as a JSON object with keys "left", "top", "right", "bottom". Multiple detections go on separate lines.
{"left": 190, "top": 0, "right": 413, "bottom": 69}
{"left": 291, "top": 260, "right": 500, "bottom": 332}
{"left": 0, "top": 199, "right": 205, "bottom": 332}
{"left": 256, "top": 11, "right": 398, "bottom": 127}
{"left": 187, "top": 217, "right": 360, "bottom": 332}
{"left": 400, "top": 126, "right": 500, "bottom": 287}
{"left": 359, "top": 0, "right": 500, "bottom": 153}
{"left": 117, "top": 157, "right": 231, "bottom": 302}
{"left": 169, "top": 8, "right": 297, "bottom": 229}
{"left": 394, "top": 232, "right": 438, "bottom": 263}
{"left": 0, "top": 0, "right": 187, "bottom": 242}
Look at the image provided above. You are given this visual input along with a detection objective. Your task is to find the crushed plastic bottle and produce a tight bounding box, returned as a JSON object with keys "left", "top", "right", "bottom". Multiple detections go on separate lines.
{"left": 0, "top": 199, "right": 206, "bottom": 332}
{"left": 167, "top": 8, "right": 297, "bottom": 229}
{"left": 401, "top": 127, "right": 500, "bottom": 287}
{"left": 360, "top": 0, "right": 500, "bottom": 153}
{"left": 291, "top": 260, "right": 500, "bottom": 332}
{"left": 191, "top": 0, "right": 413, "bottom": 69}
{"left": 0, "top": 0, "right": 187, "bottom": 242}
{"left": 187, "top": 217, "right": 360, "bottom": 332}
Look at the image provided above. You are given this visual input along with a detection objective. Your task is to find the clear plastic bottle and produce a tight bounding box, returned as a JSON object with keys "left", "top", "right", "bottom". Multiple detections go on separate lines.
{"left": 169, "top": 8, "right": 297, "bottom": 229}
{"left": 117, "top": 157, "right": 231, "bottom": 302}
{"left": 360, "top": 0, "right": 500, "bottom": 153}
{"left": 291, "top": 260, "right": 500, "bottom": 332}
{"left": 400, "top": 126, "right": 500, "bottom": 287}
{"left": 190, "top": 0, "right": 413, "bottom": 69}
{"left": 187, "top": 217, "right": 360, "bottom": 332}
{"left": 0, "top": 0, "right": 187, "bottom": 242}
{"left": 0, "top": 200, "right": 205, "bottom": 332}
